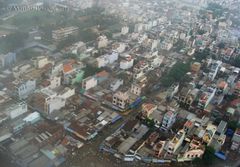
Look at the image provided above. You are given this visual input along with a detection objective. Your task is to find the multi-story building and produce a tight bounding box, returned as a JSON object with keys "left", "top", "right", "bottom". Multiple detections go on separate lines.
{"left": 233, "top": 81, "right": 240, "bottom": 97}
{"left": 166, "top": 129, "right": 185, "bottom": 154}
{"left": 120, "top": 55, "right": 134, "bottom": 70}
{"left": 29, "top": 87, "right": 75, "bottom": 115}
{"left": 3, "top": 102, "right": 28, "bottom": 119}
{"left": 130, "top": 81, "right": 147, "bottom": 96}
{"left": 161, "top": 108, "right": 177, "bottom": 131}
{"left": 231, "top": 128, "right": 240, "bottom": 152}
{"left": 97, "top": 35, "right": 108, "bottom": 48}
{"left": 82, "top": 76, "right": 98, "bottom": 91}
{"left": 197, "top": 86, "right": 216, "bottom": 109}
{"left": 0, "top": 52, "right": 16, "bottom": 68}
{"left": 112, "top": 91, "right": 129, "bottom": 110}
{"left": 14, "top": 79, "right": 36, "bottom": 100}
{"left": 202, "top": 123, "right": 217, "bottom": 145}
{"left": 52, "top": 26, "right": 79, "bottom": 42}
{"left": 110, "top": 79, "right": 123, "bottom": 92}
{"left": 121, "top": 26, "right": 129, "bottom": 35}
{"left": 191, "top": 62, "right": 201, "bottom": 73}
{"left": 97, "top": 51, "right": 119, "bottom": 68}
{"left": 31, "top": 56, "right": 52, "bottom": 69}
{"left": 208, "top": 60, "right": 222, "bottom": 81}
{"left": 178, "top": 85, "right": 198, "bottom": 109}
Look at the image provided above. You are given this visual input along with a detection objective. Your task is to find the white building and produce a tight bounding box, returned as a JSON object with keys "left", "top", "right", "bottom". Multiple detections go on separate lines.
{"left": 32, "top": 56, "right": 52, "bottom": 69}
{"left": 208, "top": 60, "right": 222, "bottom": 81}
{"left": 58, "top": 87, "right": 75, "bottom": 99}
{"left": 15, "top": 79, "right": 36, "bottom": 99}
{"left": 115, "top": 43, "right": 126, "bottom": 53}
{"left": 197, "top": 86, "right": 216, "bottom": 109}
{"left": 134, "top": 23, "right": 144, "bottom": 33}
{"left": 110, "top": 79, "right": 123, "bottom": 91}
{"left": 167, "top": 130, "right": 186, "bottom": 154}
{"left": 48, "top": 76, "right": 61, "bottom": 89}
{"left": 4, "top": 102, "right": 28, "bottom": 119}
{"left": 97, "top": 35, "right": 108, "bottom": 49}
{"left": 82, "top": 76, "right": 98, "bottom": 90}
{"left": 97, "top": 51, "right": 119, "bottom": 68}
{"left": 112, "top": 91, "right": 129, "bottom": 109}
{"left": 150, "top": 55, "right": 164, "bottom": 68}
{"left": 121, "top": 26, "right": 129, "bottom": 35}
{"left": 97, "top": 56, "right": 109, "bottom": 68}
{"left": 130, "top": 82, "right": 146, "bottom": 96}
{"left": 23, "top": 112, "right": 41, "bottom": 124}
{"left": 151, "top": 40, "right": 159, "bottom": 51}
{"left": 161, "top": 109, "right": 177, "bottom": 131}
{"left": 120, "top": 55, "right": 134, "bottom": 70}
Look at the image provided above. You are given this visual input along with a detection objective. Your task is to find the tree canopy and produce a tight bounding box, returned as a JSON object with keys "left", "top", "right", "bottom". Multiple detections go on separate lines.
{"left": 161, "top": 61, "right": 190, "bottom": 87}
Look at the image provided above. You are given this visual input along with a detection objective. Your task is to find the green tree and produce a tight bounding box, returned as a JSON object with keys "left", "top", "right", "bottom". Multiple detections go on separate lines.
{"left": 0, "top": 31, "right": 28, "bottom": 53}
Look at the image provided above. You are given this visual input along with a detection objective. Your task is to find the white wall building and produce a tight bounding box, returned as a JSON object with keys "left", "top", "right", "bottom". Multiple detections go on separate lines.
{"left": 97, "top": 56, "right": 109, "bottom": 68}
{"left": 161, "top": 109, "right": 177, "bottom": 131}
{"left": 16, "top": 79, "right": 36, "bottom": 99}
{"left": 5, "top": 102, "right": 28, "bottom": 119}
{"left": 208, "top": 60, "right": 222, "bottom": 81}
{"left": 115, "top": 43, "right": 126, "bottom": 53}
{"left": 110, "top": 79, "right": 123, "bottom": 91}
{"left": 82, "top": 76, "right": 98, "bottom": 90}
{"left": 48, "top": 76, "right": 61, "bottom": 89}
{"left": 112, "top": 91, "right": 129, "bottom": 109}
{"left": 121, "top": 26, "right": 129, "bottom": 35}
{"left": 32, "top": 56, "right": 51, "bottom": 69}
{"left": 98, "top": 35, "right": 108, "bottom": 49}
{"left": 120, "top": 56, "right": 134, "bottom": 70}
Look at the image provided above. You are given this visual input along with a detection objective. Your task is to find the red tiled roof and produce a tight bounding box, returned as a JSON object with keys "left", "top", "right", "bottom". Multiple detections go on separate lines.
{"left": 235, "top": 81, "right": 240, "bottom": 89}
{"left": 96, "top": 70, "right": 109, "bottom": 78}
{"left": 184, "top": 120, "right": 193, "bottom": 128}
{"left": 63, "top": 63, "right": 73, "bottom": 73}
{"left": 142, "top": 103, "right": 157, "bottom": 112}
{"left": 231, "top": 99, "right": 240, "bottom": 107}
{"left": 218, "top": 81, "right": 227, "bottom": 89}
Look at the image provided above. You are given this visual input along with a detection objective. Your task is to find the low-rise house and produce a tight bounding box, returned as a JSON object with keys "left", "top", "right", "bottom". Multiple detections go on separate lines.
{"left": 217, "top": 81, "right": 228, "bottom": 94}
{"left": 66, "top": 121, "right": 97, "bottom": 141}
{"left": 179, "top": 139, "right": 205, "bottom": 161}
{"left": 191, "top": 62, "right": 201, "bottom": 73}
{"left": 142, "top": 103, "right": 157, "bottom": 118}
